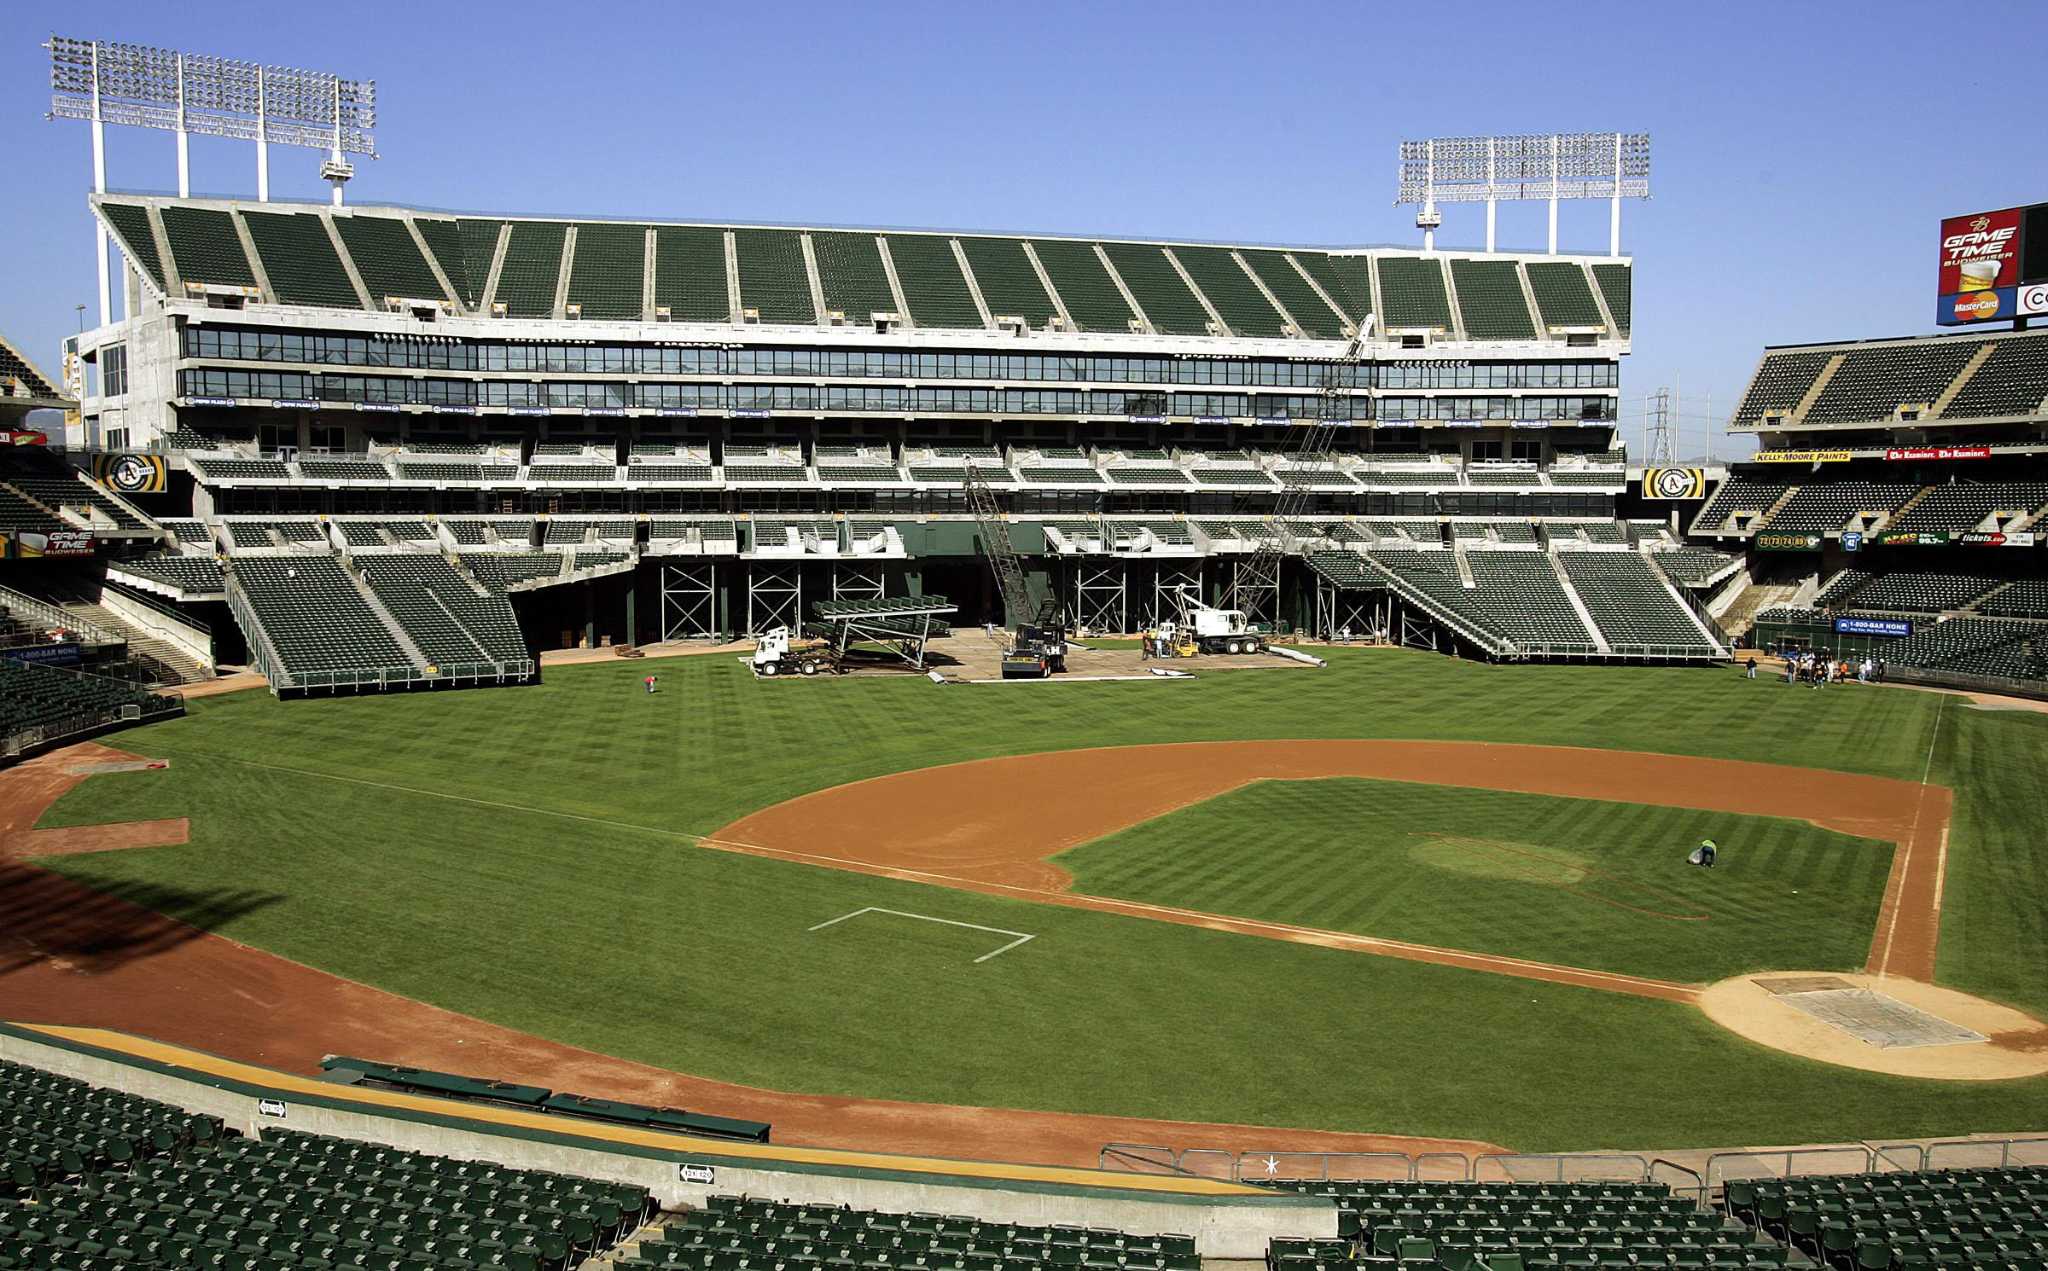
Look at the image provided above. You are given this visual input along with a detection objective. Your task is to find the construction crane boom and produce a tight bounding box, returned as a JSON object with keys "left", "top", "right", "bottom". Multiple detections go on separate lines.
{"left": 1226, "top": 317, "right": 1375, "bottom": 622}
{"left": 963, "top": 465, "right": 1033, "bottom": 630}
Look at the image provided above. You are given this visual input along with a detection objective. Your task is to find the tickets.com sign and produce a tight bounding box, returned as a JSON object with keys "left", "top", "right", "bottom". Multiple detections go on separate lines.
{"left": 1939, "top": 202, "right": 2048, "bottom": 326}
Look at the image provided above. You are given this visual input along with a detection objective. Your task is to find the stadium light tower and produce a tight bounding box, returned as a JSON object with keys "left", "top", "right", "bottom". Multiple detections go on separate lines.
{"left": 46, "top": 36, "right": 377, "bottom": 323}
{"left": 1396, "top": 132, "right": 1649, "bottom": 255}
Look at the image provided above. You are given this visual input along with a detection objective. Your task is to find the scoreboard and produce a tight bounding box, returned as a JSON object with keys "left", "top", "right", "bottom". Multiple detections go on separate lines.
{"left": 1938, "top": 202, "right": 2048, "bottom": 326}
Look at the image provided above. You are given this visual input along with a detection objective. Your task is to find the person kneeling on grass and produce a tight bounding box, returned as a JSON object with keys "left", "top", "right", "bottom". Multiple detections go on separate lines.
{"left": 1687, "top": 838, "right": 1718, "bottom": 868}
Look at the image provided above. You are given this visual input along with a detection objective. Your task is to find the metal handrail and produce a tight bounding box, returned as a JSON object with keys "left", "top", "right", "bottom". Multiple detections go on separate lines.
{"left": 0, "top": 582, "right": 122, "bottom": 646}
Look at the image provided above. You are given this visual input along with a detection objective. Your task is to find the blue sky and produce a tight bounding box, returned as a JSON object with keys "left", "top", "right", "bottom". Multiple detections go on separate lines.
{"left": 5, "top": 0, "right": 2044, "bottom": 457}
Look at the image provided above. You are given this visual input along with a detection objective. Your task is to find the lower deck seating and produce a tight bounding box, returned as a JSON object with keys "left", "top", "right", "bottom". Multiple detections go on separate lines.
{"left": 1724, "top": 1164, "right": 2048, "bottom": 1270}
{"left": 232, "top": 556, "right": 416, "bottom": 680}
{"left": 1260, "top": 1179, "right": 1779, "bottom": 1271}
{"left": 1466, "top": 552, "right": 1594, "bottom": 645}
{"left": 619, "top": 1193, "right": 1195, "bottom": 1271}
{"left": 0, "top": 661, "right": 178, "bottom": 748}
{"left": 0, "top": 1056, "right": 653, "bottom": 1271}
{"left": 461, "top": 553, "right": 565, "bottom": 591}
{"left": 1882, "top": 617, "right": 2048, "bottom": 682}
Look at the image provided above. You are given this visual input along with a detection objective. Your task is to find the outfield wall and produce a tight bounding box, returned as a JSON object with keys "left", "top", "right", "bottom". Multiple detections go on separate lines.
{"left": 0, "top": 1023, "right": 1332, "bottom": 1258}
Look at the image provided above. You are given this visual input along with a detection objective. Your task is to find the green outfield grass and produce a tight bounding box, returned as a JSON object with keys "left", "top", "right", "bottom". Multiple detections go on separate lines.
{"left": 1059, "top": 778, "right": 1892, "bottom": 983}
{"left": 28, "top": 648, "right": 2048, "bottom": 1149}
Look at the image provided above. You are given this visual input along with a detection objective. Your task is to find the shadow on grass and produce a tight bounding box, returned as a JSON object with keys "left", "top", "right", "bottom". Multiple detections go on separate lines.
{"left": 0, "top": 862, "right": 281, "bottom": 977}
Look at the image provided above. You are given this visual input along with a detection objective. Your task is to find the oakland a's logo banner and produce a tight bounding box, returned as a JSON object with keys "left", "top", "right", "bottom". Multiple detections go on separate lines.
{"left": 93, "top": 452, "right": 167, "bottom": 495}
{"left": 1641, "top": 467, "right": 1706, "bottom": 501}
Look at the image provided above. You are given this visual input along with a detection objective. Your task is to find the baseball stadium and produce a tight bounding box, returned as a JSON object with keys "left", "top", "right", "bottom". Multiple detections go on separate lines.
{"left": 4, "top": 23, "right": 2048, "bottom": 1271}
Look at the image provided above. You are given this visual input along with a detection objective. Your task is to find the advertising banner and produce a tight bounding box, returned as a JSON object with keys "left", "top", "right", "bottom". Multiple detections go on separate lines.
{"left": 92, "top": 452, "right": 167, "bottom": 495}
{"left": 1642, "top": 467, "right": 1707, "bottom": 501}
{"left": 1938, "top": 203, "right": 2048, "bottom": 325}
{"left": 2, "top": 529, "right": 96, "bottom": 558}
{"left": 1956, "top": 531, "right": 2036, "bottom": 547}
{"left": 1877, "top": 530, "right": 1948, "bottom": 546}
{"left": 1885, "top": 446, "right": 1990, "bottom": 461}
{"left": 1755, "top": 531, "right": 1824, "bottom": 551}
{"left": 0, "top": 641, "right": 84, "bottom": 667}
{"left": 0, "top": 430, "right": 49, "bottom": 446}
{"left": 1835, "top": 616, "right": 1911, "bottom": 638}
{"left": 1754, "top": 449, "right": 1851, "bottom": 463}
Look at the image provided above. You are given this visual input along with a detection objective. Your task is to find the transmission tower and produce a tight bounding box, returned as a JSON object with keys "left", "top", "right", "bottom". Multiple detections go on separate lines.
{"left": 1643, "top": 388, "right": 1675, "bottom": 465}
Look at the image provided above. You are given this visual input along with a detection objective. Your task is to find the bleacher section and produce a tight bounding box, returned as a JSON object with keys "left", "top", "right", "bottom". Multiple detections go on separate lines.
{"left": 566, "top": 221, "right": 648, "bottom": 321}
{"left": 957, "top": 237, "right": 1058, "bottom": 328}
{"left": 733, "top": 229, "right": 815, "bottom": 324}
{"left": 1881, "top": 617, "right": 2048, "bottom": 682}
{"left": 1944, "top": 337, "right": 2048, "bottom": 418}
{"left": 232, "top": 556, "right": 416, "bottom": 683}
{"left": 624, "top": 1192, "right": 1196, "bottom": 1271}
{"left": 1267, "top": 1179, "right": 1770, "bottom": 1270}
{"left": 1804, "top": 341, "right": 1982, "bottom": 424}
{"left": 1884, "top": 483, "right": 2048, "bottom": 534}
{"left": 1731, "top": 351, "right": 1833, "bottom": 427}
{"left": 0, "top": 661, "right": 179, "bottom": 755}
{"left": 886, "top": 234, "right": 984, "bottom": 329}
{"left": 1841, "top": 571, "right": 2000, "bottom": 613}
{"left": 1029, "top": 239, "right": 1135, "bottom": 332}
{"left": 1692, "top": 480, "right": 1790, "bottom": 533}
{"left": 1559, "top": 553, "right": 1717, "bottom": 652}
{"left": 0, "top": 1056, "right": 653, "bottom": 1271}
{"left": 653, "top": 226, "right": 731, "bottom": 323}
{"left": 496, "top": 221, "right": 568, "bottom": 319}
{"left": 160, "top": 205, "right": 256, "bottom": 289}
{"left": 812, "top": 232, "right": 897, "bottom": 325}
{"left": 243, "top": 211, "right": 361, "bottom": 308}
{"left": 1100, "top": 243, "right": 1211, "bottom": 336}
{"left": 1450, "top": 259, "right": 1536, "bottom": 340}
{"left": 1525, "top": 261, "right": 1605, "bottom": 331}
{"left": 1467, "top": 553, "right": 1594, "bottom": 645}
{"left": 1590, "top": 263, "right": 1630, "bottom": 336}
{"left": 99, "top": 201, "right": 167, "bottom": 291}
{"left": 1725, "top": 1164, "right": 2048, "bottom": 1269}
{"left": 333, "top": 212, "right": 445, "bottom": 303}
{"left": 358, "top": 555, "right": 530, "bottom": 670}
{"left": 1299, "top": 254, "right": 1372, "bottom": 327}
{"left": 1172, "top": 245, "right": 1285, "bottom": 337}
{"left": 1240, "top": 250, "right": 1347, "bottom": 339}
{"left": 114, "top": 555, "right": 225, "bottom": 596}
{"left": 1376, "top": 257, "right": 1454, "bottom": 332}
{"left": 1761, "top": 482, "right": 1918, "bottom": 532}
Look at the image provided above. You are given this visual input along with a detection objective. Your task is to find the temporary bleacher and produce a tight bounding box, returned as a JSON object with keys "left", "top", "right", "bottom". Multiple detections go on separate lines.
{"left": 1467, "top": 551, "right": 1596, "bottom": 646}
{"left": 230, "top": 556, "right": 417, "bottom": 687}
{"left": 1558, "top": 552, "right": 1719, "bottom": 653}
{"left": 357, "top": 555, "right": 531, "bottom": 672}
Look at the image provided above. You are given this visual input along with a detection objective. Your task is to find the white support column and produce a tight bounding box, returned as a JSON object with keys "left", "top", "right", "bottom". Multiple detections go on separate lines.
{"left": 1485, "top": 140, "right": 1496, "bottom": 253}
{"left": 1609, "top": 132, "right": 1624, "bottom": 257}
{"left": 329, "top": 81, "right": 345, "bottom": 206}
{"left": 1547, "top": 135, "right": 1560, "bottom": 255}
{"left": 175, "top": 54, "right": 190, "bottom": 199}
{"left": 90, "top": 42, "right": 110, "bottom": 326}
{"left": 256, "top": 67, "right": 270, "bottom": 203}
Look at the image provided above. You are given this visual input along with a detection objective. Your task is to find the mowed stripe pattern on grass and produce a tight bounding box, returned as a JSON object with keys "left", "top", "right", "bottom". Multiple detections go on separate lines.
{"left": 28, "top": 650, "right": 2048, "bottom": 1151}
{"left": 1059, "top": 778, "right": 1892, "bottom": 984}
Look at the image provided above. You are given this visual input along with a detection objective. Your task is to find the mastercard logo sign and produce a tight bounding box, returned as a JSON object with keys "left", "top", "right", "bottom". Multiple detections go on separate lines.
{"left": 1952, "top": 290, "right": 2003, "bottom": 321}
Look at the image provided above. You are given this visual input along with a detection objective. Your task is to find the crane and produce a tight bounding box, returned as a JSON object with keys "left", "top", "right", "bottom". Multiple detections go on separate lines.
{"left": 1225, "top": 316, "right": 1375, "bottom": 622}
{"left": 963, "top": 463, "right": 1068, "bottom": 675}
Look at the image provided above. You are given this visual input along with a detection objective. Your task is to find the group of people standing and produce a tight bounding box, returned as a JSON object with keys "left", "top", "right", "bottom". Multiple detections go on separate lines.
{"left": 1750, "top": 648, "right": 1884, "bottom": 686}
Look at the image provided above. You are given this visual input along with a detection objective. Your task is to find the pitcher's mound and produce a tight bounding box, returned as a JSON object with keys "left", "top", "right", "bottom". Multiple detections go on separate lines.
{"left": 1700, "top": 971, "right": 2048, "bottom": 1080}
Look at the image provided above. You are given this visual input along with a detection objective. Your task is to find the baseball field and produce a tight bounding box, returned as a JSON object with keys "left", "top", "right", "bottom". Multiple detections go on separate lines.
{"left": 9, "top": 647, "right": 2048, "bottom": 1155}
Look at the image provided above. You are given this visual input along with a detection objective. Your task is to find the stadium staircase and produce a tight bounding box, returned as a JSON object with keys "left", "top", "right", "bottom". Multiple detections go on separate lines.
{"left": 1879, "top": 485, "right": 1936, "bottom": 533}
{"left": 1790, "top": 355, "right": 1845, "bottom": 422}
{"left": 341, "top": 559, "right": 433, "bottom": 669}
{"left": 1546, "top": 548, "right": 1612, "bottom": 653}
{"left": 39, "top": 580, "right": 212, "bottom": 687}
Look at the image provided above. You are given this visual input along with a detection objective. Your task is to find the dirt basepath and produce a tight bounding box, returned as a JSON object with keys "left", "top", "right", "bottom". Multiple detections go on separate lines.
{"left": 0, "top": 743, "right": 1496, "bottom": 1165}
{"left": 715, "top": 739, "right": 1950, "bottom": 990}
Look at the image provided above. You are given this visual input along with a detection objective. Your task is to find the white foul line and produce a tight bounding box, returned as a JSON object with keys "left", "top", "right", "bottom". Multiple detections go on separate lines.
{"left": 1879, "top": 694, "right": 1946, "bottom": 978}
{"left": 806, "top": 907, "right": 1037, "bottom": 963}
